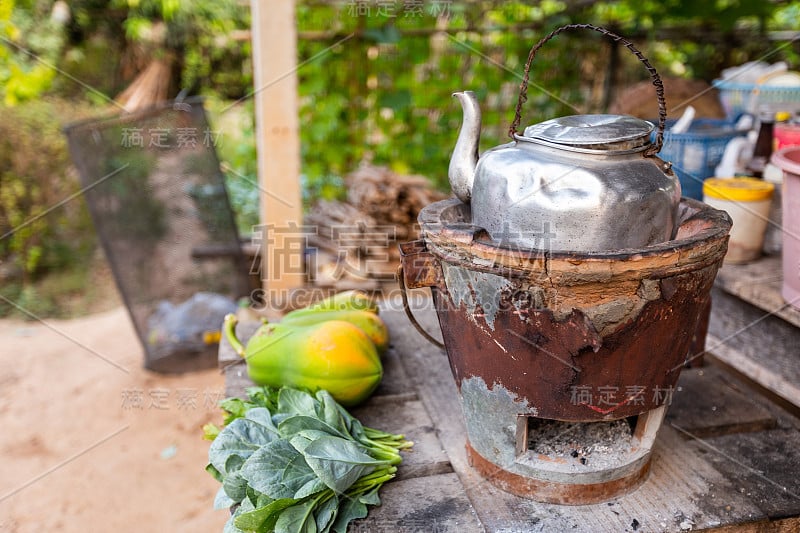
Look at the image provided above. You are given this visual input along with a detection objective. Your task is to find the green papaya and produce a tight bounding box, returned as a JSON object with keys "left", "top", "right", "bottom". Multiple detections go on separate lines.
{"left": 291, "top": 290, "right": 379, "bottom": 316}
{"left": 223, "top": 314, "right": 383, "bottom": 406}
{"left": 281, "top": 309, "right": 390, "bottom": 354}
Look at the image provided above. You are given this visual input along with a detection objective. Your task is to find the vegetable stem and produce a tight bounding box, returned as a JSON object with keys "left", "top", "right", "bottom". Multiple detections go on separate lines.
{"left": 347, "top": 473, "right": 396, "bottom": 494}
{"left": 222, "top": 314, "right": 246, "bottom": 358}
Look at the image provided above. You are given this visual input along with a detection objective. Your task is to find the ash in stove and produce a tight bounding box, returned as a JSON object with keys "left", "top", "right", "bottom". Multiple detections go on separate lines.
{"left": 527, "top": 417, "right": 636, "bottom": 468}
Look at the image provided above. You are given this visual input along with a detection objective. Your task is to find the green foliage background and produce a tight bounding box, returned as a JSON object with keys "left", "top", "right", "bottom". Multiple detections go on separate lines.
{"left": 221, "top": 0, "right": 800, "bottom": 228}
{"left": 1, "top": 0, "right": 799, "bottom": 316}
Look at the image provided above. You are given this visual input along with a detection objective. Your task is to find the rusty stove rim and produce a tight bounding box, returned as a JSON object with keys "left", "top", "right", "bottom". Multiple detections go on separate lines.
{"left": 417, "top": 197, "right": 731, "bottom": 281}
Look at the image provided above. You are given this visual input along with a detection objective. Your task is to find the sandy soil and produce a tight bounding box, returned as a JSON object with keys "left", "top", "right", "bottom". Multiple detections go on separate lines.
{"left": 0, "top": 307, "right": 229, "bottom": 532}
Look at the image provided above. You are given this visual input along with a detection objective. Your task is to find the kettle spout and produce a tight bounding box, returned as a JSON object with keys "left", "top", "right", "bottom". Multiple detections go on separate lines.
{"left": 449, "top": 91, "right": 481, "bottom": 203}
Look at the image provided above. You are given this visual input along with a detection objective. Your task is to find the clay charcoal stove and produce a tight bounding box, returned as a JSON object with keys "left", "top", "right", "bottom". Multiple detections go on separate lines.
{"left": 398, "top": 24, "right": 732, "bottom": 504}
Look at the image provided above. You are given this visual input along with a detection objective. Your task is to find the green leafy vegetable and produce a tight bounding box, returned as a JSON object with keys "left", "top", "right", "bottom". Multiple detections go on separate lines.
{"left": 274, "top": 499, "right": 318, "bottom": 533}
{"left": 235, "top": 498, "right": 296, "bottom": 532}
{"left": 223, "top": 471, "right": 249, "bottom": 503}
{"left": 206, "top": 386, "right": 413, "bottom": 533}
{"left": 277, "top": 416, "right": 349, "bottom": 441}
{"left": 215, "top": 486, "right": 236, "bottom": 510}
{"left": 331, "top": 497, "right": 368, "bottom": 533}
{"left": 204, "top": 423, "right": 222, "bottom": 441}
{"left": 302, "top": 436, "right": 388, "bottom": 494}
{"left": 208, "top": 417, "right": 277, "bottom": 475}
{"left": 313, "top": 495, "right": 339, "bottom": 532}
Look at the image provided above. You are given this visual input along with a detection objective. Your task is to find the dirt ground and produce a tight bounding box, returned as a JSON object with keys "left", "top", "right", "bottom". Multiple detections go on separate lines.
{"left": 0, "top": 306, "right": 230, "bottom": 532}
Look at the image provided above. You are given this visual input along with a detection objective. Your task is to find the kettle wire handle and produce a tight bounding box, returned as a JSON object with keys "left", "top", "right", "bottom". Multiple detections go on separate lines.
{"left": 397, "top": 265, "right": 446, "bottom": 349}
{"left": 509, "top": 23, "right": 666, "bottom": 156}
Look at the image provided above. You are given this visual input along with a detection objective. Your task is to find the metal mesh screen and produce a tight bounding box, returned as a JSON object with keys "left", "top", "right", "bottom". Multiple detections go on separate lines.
{"left": 64, "top": 98, "right": 250, "bottom": 372}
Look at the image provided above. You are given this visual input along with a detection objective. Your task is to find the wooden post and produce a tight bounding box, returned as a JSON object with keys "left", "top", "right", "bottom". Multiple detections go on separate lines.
{"left": 250, "top": 0, "right": 303, "bottom": 306}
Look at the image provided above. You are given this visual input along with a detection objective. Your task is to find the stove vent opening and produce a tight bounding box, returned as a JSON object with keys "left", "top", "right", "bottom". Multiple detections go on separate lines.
{"left": 517, "top": 416, "right": 639, "bottom": 467}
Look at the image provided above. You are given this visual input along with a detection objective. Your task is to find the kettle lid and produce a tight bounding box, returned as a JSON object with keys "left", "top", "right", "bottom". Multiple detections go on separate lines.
{"left": 519, "top": 114, "right": 654, "bottom": 153}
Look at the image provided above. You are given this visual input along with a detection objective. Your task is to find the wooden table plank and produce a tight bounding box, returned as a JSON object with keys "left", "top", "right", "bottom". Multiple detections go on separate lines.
{"left": 666, "top": 366, "right": 777, "bottom": 438}
{"left": 350, "top": 473, "right": 484, "bottom": 533}
{"left": 715, "top": 256, "right": 800, "bottom": 329}
{"left": 707, "top": 287, "right": 800, "bottom": 409}
{"left": 371, "top": 335, "right": 415, "bottom": 397}
{"left": 688, "top": 429, "right": 800, "bottom": 519}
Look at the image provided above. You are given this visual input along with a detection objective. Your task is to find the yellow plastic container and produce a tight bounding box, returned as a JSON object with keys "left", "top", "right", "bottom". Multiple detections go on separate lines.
{"left": 703, "top": 177, "right": 775, "bottom": 263}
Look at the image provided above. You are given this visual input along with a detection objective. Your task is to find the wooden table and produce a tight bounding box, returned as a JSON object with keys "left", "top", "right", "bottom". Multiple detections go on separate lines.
{"left": 708, "top": 255, "right": 800, "bottom": 412}
{"left": 219, "top": 294, "right": 800, "bottom": 532}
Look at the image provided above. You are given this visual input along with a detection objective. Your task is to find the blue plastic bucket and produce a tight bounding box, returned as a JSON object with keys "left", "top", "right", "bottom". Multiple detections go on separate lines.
{"left": 713, "top": 78, "right": 800, "bottom": 121}
{"left": 655, "top": 119, "right": 744, "bottom": 200}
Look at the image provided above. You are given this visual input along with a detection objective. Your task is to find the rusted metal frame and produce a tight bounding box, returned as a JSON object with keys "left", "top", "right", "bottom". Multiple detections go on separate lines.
{"left": 433, "top": 282, "right": 713, "bottom": 420}
{"left": 398, "top": 240, "right": 444, "bottom": 289}
{"left": 398, "top": 240, "right": 446, "bottom": 348}
{"left": 423, "top": 231, "right": 730, "bottom": 284}
{"left": 400, "top": 247, "right": 726, "bottom": 419}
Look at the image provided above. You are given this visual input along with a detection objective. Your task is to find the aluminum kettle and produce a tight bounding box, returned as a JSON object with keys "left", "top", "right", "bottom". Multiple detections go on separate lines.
{"left": 448, "top": 24, "right": 680, "bottom": 252}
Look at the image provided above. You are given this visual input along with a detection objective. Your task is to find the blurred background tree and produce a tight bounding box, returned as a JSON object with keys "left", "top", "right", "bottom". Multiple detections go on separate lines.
{"left": 1, "top": 0, "right": 799, "bottom": 317}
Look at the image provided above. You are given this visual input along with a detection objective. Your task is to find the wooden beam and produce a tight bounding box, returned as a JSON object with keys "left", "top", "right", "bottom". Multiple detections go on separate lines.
{"left": 250, "top": 0, "right": 303, "bottom": 305}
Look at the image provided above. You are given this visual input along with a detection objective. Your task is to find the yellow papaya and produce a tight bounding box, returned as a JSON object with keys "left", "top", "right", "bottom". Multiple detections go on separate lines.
{"left": 281, "top": 309, "right": 390, "bottom": 354}
{"left": 223, "top": 314, "right": 382, "bottom": 406}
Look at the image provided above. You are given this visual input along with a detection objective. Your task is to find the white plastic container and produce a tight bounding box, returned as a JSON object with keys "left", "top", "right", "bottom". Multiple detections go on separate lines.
{"left": 703, "top": 177, "right": 775, "bottom": 263}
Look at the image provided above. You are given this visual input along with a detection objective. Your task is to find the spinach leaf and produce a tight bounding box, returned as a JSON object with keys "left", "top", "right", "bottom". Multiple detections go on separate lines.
{"left": 245, "top": 407, "right": 279, "bottom": 433}
{"left": 246, "top": 386, "right": 280, "bottom": 412}
{"left": 223, "top": 471, "right": 249, "bottom": 503}
{"left": 221, "top": 398, "right": 254, "bottom": 425}
{"left": 326, "top": 393, "right": 368, "bottom": 442}
{"left": 240, "top": 439, "right": 301, "bottom": 499}
{"left": 234, "top": 498, "right": 297, "bottom": 532}
{"left": 214, "top": 485, "right": 236, "bottom": 510}
{"left": 278, "top": 415, "right": 348, "bottom": 440}
{"left": 239, "top": 437, "right": 327, "bottom": 501}
{"left": 293, "top": 477, "right": 327, "bottom": 500}
{"left": 283, "top": 454, "right": 325, "bottom": 499}
{"left": 302, "top": 436, "right": 387, "bottom": 493}
{"left": 330, "top": 496, "right": 368, "bottom": 533}
{"left": 313, "top": 495, "right": 339, "bottom": 533}
{"left": 346, "top": 417, "right": 367, "bottom": 443}
{"left": 315, "top": 391, "right": 352, "bottom": 437}
{"left": 245, "top": 486, "right": 270, "bottom": 509}
{"left": 278, "top": 388, "right": 320, "bottom": 418}
{"left": 225, "top": 454, "right": 245, "bottom": 474}
{"left": 209, "top": 417, "right": 277, "bottom": 475}
{"left": 288, "top": 430, "right": 335, "bottom": 454}
{"left": 203, "top": 422, "right": 221, "bottom": 441}
{"left": 224, "top": 496, "right": 254, "bottom": 533}
{"left": 358, "top": 487, "right": 381, "bottom": 506}
{"left": 275, "top": 499, "right": 318, "bottom": 533}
